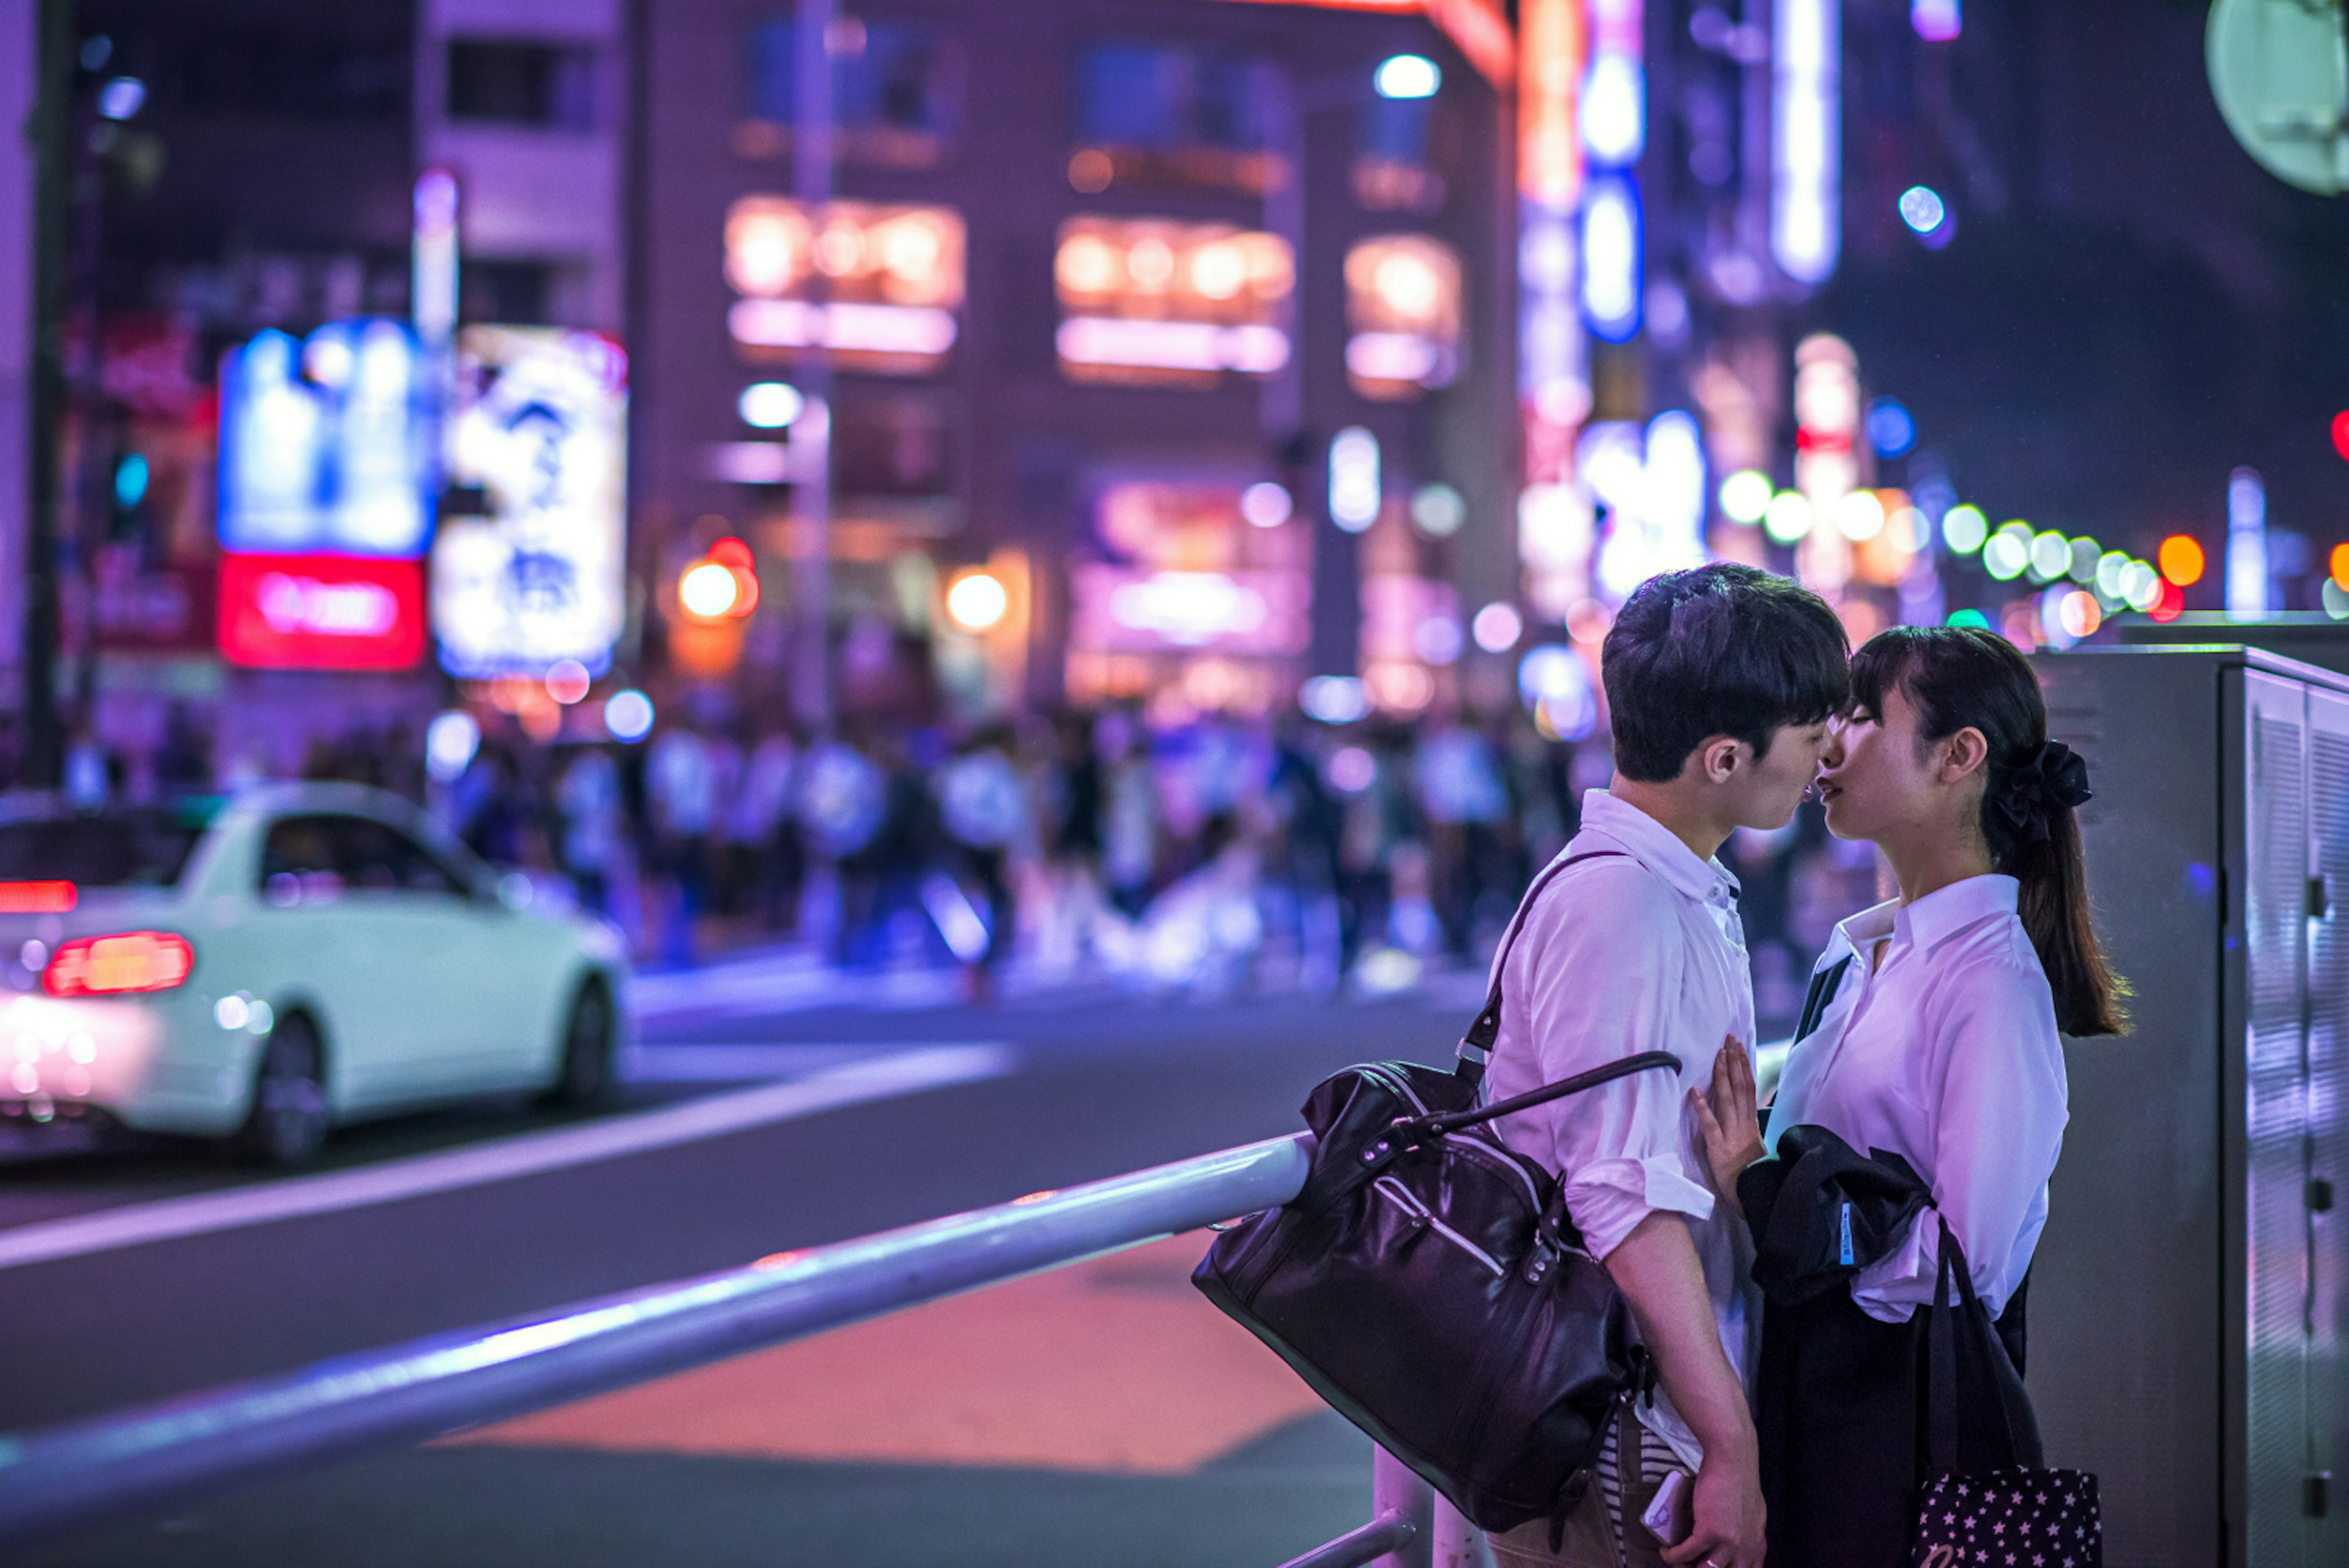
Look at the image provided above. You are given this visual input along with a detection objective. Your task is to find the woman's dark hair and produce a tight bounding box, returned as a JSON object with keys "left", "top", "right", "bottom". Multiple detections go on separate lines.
{"left": 1850, "top": 625, "right": 2129, "bottom": 1036}
{"left": 1603, "top": 563, "right": 1850, "bottom": 782}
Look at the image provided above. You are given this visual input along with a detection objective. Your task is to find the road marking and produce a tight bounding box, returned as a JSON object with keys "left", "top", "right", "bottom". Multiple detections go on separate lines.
{"left": 0, "top": 1044, "right": 1015, "bottom": 1273}
{"left": 620, "top": 1043, "right": 900, "bottom": 1082}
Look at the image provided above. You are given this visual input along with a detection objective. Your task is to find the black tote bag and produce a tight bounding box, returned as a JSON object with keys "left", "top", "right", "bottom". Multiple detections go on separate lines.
{"left": 1908, "top": 1217, "right": 2102, "bottom": 1568}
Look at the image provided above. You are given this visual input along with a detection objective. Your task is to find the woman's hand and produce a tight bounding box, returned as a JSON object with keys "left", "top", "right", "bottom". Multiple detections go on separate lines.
{"left": 1688, "top": 1036, "right": 1765, "bottom": 1213}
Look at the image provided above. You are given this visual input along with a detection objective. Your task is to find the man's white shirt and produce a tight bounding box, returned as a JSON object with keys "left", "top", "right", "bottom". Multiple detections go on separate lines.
{"left": 1482, "top": 790, "right": 1759, "bottom": 1470}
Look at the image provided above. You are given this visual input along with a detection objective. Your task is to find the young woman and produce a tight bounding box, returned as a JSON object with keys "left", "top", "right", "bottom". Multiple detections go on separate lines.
{"left": 1690, "top": 625, "right": 2128, "bottom": 1567}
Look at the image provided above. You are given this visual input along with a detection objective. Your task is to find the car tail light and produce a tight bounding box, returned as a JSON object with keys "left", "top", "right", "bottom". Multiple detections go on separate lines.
{"left": 0, "top": 881, "right": 76, "bottom": 913}
{"left": 43, "top": 932, "right": 195, "bottom": 997}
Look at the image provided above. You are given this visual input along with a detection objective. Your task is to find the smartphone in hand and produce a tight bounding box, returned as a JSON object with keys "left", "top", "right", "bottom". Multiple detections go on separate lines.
{"left": 1641, "top": 1470, "right": 1693, "bottom": 1547}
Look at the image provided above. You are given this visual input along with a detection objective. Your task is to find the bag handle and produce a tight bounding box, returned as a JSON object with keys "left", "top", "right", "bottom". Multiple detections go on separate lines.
{"left": 1924, "top": 1214, "right": 2023, "bottom": 1479}
{"left": 1360, "top": 1050, "right": 1683, "bottom": 1170}
{"left": 1456, "top": 850, "right": 1627, "bottom": 1083}
{"left": 1421, "top": 1050, "right": 1682, "bottom": 1137}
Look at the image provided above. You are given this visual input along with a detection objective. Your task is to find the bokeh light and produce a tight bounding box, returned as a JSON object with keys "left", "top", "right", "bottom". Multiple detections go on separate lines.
{"left": 1719, "top": 469, "right": 1773, "bottom": 525}
{"left": 424, "top": 711, "right": 480, "bottom": 783}
{"left": 2028, "top": 530, "right": 2071, "bottom": 582}
{"left": 738, "top": 382, "right": 804, "bottom": 428}
{"left": 944, "top": 570, "right": 1010, "bottom": 632}
{"left": 1836, "top": 489, "right": 1887, "bottom": 541}
{"left": 679, "top": 561, "right": 741, "bottom": 619}
{"left": 603, "top": 689, "right": 655, "bottom": 742}
{"left": 2331, "top": 541, "right": 2349, "bottom": 590}
{"left": 1472, "top": 601, "right": 1523, "bottom": 653}
{"left": 1941, "top": 505, "right": 1987, "bottom": 554}
{"left": 544, "top": 659, "right": 592, "bottom": 705}
{"left": 2159, "top": 533, "right": 2205, "bottom": 586}
{"left": 1898, "top": 185, "right": 1946, "bottom": 234}
{"left": 1241, "top": 481, "right": 1292, "bottom": 529}
{"left": 1763, "top": 490, "right": 1814, "bottom": 544}
{"left": 1983, "top": 531, "right": 2028, "bottom": 581}
{"left": 1301, "top": 675, "right": 1371, "bottom": 724}
{"left": 1866, "top": 398, "right": 1916, "bottom": 458}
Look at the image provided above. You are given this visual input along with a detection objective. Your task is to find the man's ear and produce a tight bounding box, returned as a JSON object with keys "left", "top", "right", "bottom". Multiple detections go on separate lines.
{"left": 1696, "top": 735, "right": 1747, "bottom": 784}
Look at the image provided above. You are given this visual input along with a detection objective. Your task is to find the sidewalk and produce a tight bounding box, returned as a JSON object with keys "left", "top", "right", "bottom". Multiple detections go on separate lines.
{"left": 629, "top": 938, "right": 1496, "bottom": 1029}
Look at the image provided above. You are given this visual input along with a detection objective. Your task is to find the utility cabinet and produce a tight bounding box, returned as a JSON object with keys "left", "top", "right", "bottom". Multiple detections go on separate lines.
{"left": 2028, "top": 647, "right": 2345, "bottom": 1566}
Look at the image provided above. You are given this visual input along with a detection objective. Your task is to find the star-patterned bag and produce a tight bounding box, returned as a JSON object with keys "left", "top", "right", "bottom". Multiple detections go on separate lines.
{"left": 1911, "top": 1469, "right": 2102, "bottom": 1568}
{"left": 1909, "top": 1219, "right": 2103, "bottom": 1567}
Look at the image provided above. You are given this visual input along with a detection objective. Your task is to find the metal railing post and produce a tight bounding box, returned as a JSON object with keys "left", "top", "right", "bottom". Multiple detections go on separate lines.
{"left": 1371, "top": 1446, "right": 1435, "bottom": 1568}
{"left": 1430, "top": 1495, "right": 1496, "bottom": 1568}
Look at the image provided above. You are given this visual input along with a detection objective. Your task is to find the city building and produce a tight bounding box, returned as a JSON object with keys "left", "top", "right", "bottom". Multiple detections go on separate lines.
{"left": 633, "top": 0, "right": 1516, "bottom": 729}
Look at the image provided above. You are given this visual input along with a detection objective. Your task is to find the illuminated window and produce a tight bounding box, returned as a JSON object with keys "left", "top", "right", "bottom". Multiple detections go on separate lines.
{"left": 1054, "top": 217, "right": 1293, "bottom": 386}
{"left": 1345, "top": 234, "right": 1462, "bottom": 399}
{"left": 1066, "top": 481, "right": 1311, "bottom": 712}
{"left": 738, "top": 18, "right": 960, "bottom": 168}
{"left": 1355, "top": 97, "right": 1443, "bottom": 212}
{"left": 724, "top": 197, "right": 965, "bottom": 374}
{"left": 1068, "top": 40, "right": 1275, "bottom": 195}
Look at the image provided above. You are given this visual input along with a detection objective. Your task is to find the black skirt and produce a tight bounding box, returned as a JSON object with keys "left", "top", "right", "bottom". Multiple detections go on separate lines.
{"left": 1756, "top": 1280, "right": 2041, "bottom": 1568}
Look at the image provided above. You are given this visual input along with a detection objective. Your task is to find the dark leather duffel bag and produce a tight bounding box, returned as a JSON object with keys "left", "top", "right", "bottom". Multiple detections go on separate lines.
{"left": 1193, "top": 851, "right": 1679, "bottom": 1536}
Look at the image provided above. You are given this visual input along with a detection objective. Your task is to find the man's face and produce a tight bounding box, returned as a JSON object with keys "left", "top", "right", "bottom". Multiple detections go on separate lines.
{"left": 1722, "top": 719, "right": 1833, "bottom": 831}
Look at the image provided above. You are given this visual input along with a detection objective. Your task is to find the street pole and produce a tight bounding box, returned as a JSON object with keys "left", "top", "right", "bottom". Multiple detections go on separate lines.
{"left": 19, "top": 0, "right": 71, "bottom": 786}
{"left": 789, "top": 0, "right": 834, "bottom": 732}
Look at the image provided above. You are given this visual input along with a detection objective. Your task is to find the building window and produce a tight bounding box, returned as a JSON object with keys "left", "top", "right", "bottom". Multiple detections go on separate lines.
{"left": 1067, "top": 40, "right": 1275, "bottom": 195}
{"left": 177, "top": 27, "right": 410, "bottom": 122}
{"left": 1345, "top": 234, "right": 1463, "bottom": 399}
{"left": 461, "top": 259, "right": 554, "bottom": 325}
{"left": 737, "top": 16, "right": 960, "bottom": 168}
{"left": 1355, "top": 98, "right": 1444, "bottom": 213}
{"left": 724, "top": 197, "right": 966, "bottom": 375}
{"left": 1053, "top": 218, "right": 1294, "bottom": 387}
{"left": 446, "top": 39, "right": 596, "bottom": 130}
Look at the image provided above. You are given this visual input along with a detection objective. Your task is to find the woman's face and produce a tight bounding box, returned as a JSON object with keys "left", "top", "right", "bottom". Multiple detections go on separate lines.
{"left": 1816, "top": 679, "right": 1973, "bottom": 844}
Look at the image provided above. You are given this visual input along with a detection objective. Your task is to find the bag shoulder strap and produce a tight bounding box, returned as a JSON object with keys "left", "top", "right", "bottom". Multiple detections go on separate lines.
{"left": 1456, "top": 849, "right": 1628, "bottom": 1083}
{"left": 1924, "top": 1215, "right": 2024, "bottom": 1477}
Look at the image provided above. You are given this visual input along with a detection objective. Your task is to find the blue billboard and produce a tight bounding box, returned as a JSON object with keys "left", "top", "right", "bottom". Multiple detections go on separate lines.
{"left": 217, "top": 320, "right": 436, "bottom": 559}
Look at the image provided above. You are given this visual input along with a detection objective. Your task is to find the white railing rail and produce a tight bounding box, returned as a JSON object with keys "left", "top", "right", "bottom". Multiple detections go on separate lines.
{"left": 0, "top": 1131, "right": 1424, "bottom": 1567}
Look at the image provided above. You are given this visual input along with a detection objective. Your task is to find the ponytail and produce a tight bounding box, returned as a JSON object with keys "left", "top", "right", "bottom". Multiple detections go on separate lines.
{"left": 1849, "top": 627, "right": 2131, "bottom": 1036}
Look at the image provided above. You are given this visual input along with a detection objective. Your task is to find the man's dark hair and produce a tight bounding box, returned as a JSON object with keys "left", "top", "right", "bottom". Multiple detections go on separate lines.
{"left": 1601, "top": 563, "right": 1849, "bottom": 782}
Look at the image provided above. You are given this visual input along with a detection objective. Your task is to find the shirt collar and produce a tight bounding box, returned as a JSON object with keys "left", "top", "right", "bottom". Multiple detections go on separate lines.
{"left": 1577, "top": 790, "right": 1742, "bottom": 904}
{"left": 1830, "top": 872, "right": 2019, "bottom": 961}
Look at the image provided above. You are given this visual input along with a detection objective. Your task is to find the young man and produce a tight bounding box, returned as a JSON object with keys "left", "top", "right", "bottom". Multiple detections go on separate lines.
{"left": 1479, "top": 563, "right": 1848, "bottom": 1568}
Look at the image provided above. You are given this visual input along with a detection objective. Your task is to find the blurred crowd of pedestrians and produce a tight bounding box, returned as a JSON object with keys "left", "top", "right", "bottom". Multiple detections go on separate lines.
{"left": 0, "top": 702, "right": 1885, "bottom": 1034}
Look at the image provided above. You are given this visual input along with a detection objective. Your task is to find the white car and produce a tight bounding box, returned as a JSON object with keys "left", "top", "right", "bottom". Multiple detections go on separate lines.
{"left": 0, "top": 782, "right": 629, "bottom": 1165}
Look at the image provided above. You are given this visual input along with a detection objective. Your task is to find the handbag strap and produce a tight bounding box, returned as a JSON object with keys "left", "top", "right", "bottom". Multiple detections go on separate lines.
{"left": 1928, "top": 1217, "right": 1961, "bottom": 1478}
{"left": 1419, "top": 1050, "right": 1682, "bottom": 1137}
{"left": 1924, "top": 1214, "right": 2022, "bottom": 1478}
{"left": 1456, "top": 849, "right": 1628, "bottom": 1084}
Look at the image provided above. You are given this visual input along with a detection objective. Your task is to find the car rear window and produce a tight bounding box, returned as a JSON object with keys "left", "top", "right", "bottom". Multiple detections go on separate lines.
{"left": 0, "top": 812, "right": 208, "bottom": 888}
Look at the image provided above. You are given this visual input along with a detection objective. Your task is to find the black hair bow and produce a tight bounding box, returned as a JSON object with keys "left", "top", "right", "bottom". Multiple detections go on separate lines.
{"left": 1993, "top": 740, "right": 2092, "bottom": 843}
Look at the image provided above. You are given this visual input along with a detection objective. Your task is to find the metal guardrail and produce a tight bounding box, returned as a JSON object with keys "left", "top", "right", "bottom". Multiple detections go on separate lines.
{"left": 0, "top": 1131, "right": 1425, "bottom": 1566}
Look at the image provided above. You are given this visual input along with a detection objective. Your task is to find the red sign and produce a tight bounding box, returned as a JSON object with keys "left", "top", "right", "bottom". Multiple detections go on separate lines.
{"left": 217, "top": 554, "right": 426, "bottom": 671}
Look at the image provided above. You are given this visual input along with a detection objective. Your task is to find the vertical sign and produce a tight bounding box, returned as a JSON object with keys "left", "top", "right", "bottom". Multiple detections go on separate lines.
{"left": 431, "top": 327, "right": 629, "bottom": 677}
{"left": 1517, "top": 0, "right": 1592, "bottom": 619}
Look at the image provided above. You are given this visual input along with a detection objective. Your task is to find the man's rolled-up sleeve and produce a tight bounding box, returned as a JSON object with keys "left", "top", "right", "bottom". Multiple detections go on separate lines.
{"left": 1501, "top": 868, "right": 1713, "bottom": 1261}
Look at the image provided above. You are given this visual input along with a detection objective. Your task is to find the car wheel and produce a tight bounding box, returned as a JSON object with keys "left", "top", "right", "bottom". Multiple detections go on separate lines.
{"left": 233, "top": 1013, "right": 330, "bottom": 1168}
{"left": 543, "top": 981, "right": 616, "bottom": 1109}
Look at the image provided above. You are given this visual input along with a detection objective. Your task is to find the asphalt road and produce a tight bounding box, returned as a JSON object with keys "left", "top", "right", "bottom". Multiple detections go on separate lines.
{"left": 0, "top": 958, "right": 1490, "bottom": 1567}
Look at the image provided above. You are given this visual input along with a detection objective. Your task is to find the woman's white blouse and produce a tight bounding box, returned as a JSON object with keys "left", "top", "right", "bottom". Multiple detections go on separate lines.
{"left": 1764, "top": 874, "right": 2068, "bottom": 1322}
